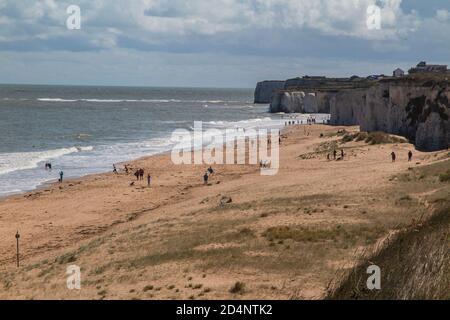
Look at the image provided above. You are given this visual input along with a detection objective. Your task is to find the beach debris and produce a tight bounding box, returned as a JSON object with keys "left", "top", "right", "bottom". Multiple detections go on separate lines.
{"left": 219, "top": 196, "right": 232, "bottom": 206}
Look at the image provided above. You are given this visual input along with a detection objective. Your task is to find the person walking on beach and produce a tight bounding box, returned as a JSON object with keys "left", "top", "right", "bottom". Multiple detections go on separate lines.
{"left": 59, "top": 170, "right": 64, "bottom": 183}
{"left": 147, "top": 174, "right": 152, "bottom": 187}
{"left": 113, "top": 164, "right": 118, "bottom": 174}
{"left": 139, "top": 169, "right": 144, "bottom": 181}
{"left": 391, "top": 152, "right": 396, "bottom": 162}
{"left": 203, "top": 172, "right": 209, "bottom": 185}
{"left": 134, "top": 170, "right": 140, "bottom": 181}
{"left": 208, "top": 166, "right": 214, "bottom": 175}
{"left": 408, "top": 151, "right": 413, "bottom": 162}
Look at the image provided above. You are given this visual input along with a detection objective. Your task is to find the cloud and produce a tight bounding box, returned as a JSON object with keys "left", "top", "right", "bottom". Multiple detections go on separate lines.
{"left": 0, "top": 0, "right": 449, "bottom": 87}
{"left": 0, "top": 0, "right": 428, "bottom": 52}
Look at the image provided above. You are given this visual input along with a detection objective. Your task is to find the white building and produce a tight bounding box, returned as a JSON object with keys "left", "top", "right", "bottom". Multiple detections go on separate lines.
{"left": 393, "top": 68, "right": 405, "bottom": 77}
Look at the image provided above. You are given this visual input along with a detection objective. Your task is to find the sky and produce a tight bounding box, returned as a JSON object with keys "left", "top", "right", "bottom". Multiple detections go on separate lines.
{"left": 0, "top": 0, "right": 450, "bottom": 88}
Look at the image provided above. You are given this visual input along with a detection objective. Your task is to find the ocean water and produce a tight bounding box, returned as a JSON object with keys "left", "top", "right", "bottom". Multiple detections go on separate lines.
{"left": 0, "top": 84, "right": 328, "bottom": 196}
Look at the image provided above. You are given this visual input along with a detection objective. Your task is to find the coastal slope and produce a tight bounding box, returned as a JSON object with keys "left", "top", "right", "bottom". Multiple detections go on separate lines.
{"left": 1, "top": 125, "right": 448, "bottom": 299}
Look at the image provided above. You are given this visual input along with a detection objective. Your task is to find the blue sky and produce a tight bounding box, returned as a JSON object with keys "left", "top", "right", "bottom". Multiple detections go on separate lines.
{"left": 0, "top": 0, "right": 450, "bottom": 88}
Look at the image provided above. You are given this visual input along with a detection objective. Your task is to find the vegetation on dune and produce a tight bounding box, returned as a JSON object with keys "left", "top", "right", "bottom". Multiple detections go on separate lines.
{"left": 327, "top": 159, "right": 450, "bottom": 300}
{"left": 342, "top": 131, "right": 408, "bottom": 145}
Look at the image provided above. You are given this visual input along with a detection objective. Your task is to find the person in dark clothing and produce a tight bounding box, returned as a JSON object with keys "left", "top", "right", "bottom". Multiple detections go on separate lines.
{"left": 134, "top": 170, "right": 140, "bottom": 181}
{"left": 59, "top": 171, "right": 64, "bottom": 183}
{"left": 207, "top": 166, "right": 214, "bottom": 174}
{"left": 341, "top": 150, "right": 345, "bottom": 159}
{"left": 139, "top": 169, "right": 144, "bottom": 180}
{"left": 203, "top": 172, "right": 209, "bottom": 185}
{"left": 147, "top": 174, "right": 151, "bottom": 187}
{"left": 408, "top": 151, "right": 413, "bottom": 162}
{"left": 391, "top": 152, "right": 396, "bottom": 162}
{"left": 113, "top": 164, "right": 118, "bottom": 174}
{"left": 333, "top": 150, "right": 337, "bottom": 160}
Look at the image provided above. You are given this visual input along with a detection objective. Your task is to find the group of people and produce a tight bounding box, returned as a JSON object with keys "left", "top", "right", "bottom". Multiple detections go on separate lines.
{"left": 114, "top": 164, "right": 152, "bottom": 187}
{"left": 44, "top": 162, "right": 64, "bottom": 183}
{"left": 203, "top": 166, "right": 214, "bottom": 185}
{"left": 391, "top": 150, "right": 414, "bottom": 162}
{"left": 327, "top": 149, "right": 345, "bottom": 161}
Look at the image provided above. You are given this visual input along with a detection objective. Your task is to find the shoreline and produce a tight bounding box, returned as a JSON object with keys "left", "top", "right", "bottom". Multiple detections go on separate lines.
{"left": 1, "top": 123, "right": 441, "bottom": 299}
{"left": 0, "top": 113, "right": 330, "bottom": 200}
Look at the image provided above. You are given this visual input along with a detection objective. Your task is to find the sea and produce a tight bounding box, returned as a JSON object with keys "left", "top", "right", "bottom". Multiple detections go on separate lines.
{"left": 0, "top": 84, "right": 329, "bottom": 197}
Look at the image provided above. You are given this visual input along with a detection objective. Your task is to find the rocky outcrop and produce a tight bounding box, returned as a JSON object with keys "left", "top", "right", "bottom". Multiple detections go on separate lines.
{"left": 329, "top": 89, "right": 366, "bottom": 126}
{"left": 270, "top": 91, "right": 304, "bottom": 113}
{"left": 329, "top": 79, "right": 450, "bottom": 151}
{"left": 254, "top": 80, "right": 285, "bottom": 103}
{"left": 270, "top": 91, "right": 322, "bottom": 113}
{"left": 360, "top": 82, "right": 450, "bottom": 151}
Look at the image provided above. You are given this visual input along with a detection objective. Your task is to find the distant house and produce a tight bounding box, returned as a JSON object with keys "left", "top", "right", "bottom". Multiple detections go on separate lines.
{"left": 367, "top": 75, "right": 384, "bottom": 81}
{"left": 393, "top": 68, "right": 405, "bottom": 77}
{"left": 409, "top": 61, "right": 448, "bottom": 74}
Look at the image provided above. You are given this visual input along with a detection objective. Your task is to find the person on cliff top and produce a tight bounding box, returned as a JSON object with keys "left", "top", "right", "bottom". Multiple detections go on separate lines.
{"left": 391, "top": 152, "right": 396, "bottom": 162}
{"left": 408, "top": 151, "right": 413, "bottom": 162}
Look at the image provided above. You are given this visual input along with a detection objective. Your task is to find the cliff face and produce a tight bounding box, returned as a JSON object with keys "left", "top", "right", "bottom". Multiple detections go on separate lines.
{"left": 270, "top": 91, "right": 322, "bottom": 113}
{"left": 270, "top": 91, "right": 305, "bottom": 113}
{"left": 330, "top": 89, "right": 366, "bottom": 126}
{"left": 254, "top": 81, "right": 285, "bottom": 103}
{"left": 330, "top": 80, "right": 450, "bottom": 151}
{"left": 360, "top": 82, "right": 450, "bottom": 151}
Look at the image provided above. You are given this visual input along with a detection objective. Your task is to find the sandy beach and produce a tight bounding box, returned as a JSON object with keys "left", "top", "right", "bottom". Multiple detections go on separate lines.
{"left": 0, "top": 124, "right": 446, "bottom": 299}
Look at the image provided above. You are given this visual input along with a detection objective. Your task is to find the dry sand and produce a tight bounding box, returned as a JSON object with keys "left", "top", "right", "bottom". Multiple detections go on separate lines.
{"left": 0, "top": 124, "right": 444, "bottom": 299}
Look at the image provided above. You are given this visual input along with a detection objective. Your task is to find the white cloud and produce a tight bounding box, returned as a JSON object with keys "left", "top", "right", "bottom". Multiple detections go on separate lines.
{"left": 0, "top": 0, "right": 425, "bottom": 47}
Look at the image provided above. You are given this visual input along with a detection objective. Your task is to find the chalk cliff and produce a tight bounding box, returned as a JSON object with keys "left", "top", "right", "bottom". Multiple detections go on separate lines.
{"left": 270, "top": 91, "right": 332, "bottom": 113}
{"left": 361, "top": 81, "right": 450, "bottom": 151}
{"left": 254, "top": 81, "right": 285, "bottom": 103}
{"left": 329, "top": 78, "right": 450, "bottom": 151}
{"left": 329, "top": 89, "right": 366, "bottom": 126}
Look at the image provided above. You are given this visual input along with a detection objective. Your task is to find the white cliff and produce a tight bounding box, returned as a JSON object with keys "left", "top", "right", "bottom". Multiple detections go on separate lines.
{"left": 254, "top": 81, "right": 286, "bottom": 103}
{"left": 270, "top": 91, "right": 322, "bottom": 113}
{"left": 330, "top": 79, "right": 450, "bottom": 151}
